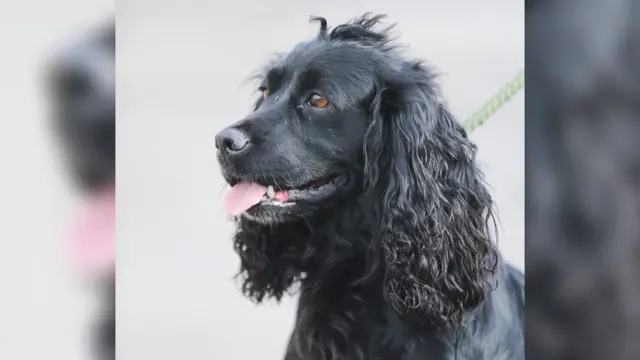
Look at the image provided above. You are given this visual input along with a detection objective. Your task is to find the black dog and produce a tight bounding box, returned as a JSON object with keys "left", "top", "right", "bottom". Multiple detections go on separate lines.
{"left": 216, "top": 14, "right": 524, "bottom": 359}
{"left": 45, "top": 22, "right": 115, "bottom": 360}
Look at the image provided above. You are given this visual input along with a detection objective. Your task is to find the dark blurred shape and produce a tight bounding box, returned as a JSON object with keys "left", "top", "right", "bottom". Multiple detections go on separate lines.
{"left": 46, "top": 21, "right": 115, "bottom": 192}
{"left": 45, "top": 21, "right": 115, "bottom": 360}
{"left": 526, "top": 0, "right": 640, "bottom": 359}
{"left": 95, "top": 276, "right": 115, "bottom": 360}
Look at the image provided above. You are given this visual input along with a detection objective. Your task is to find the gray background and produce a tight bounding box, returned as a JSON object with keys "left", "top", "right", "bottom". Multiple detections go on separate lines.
{"left": 118, "top": 1, "right": 523, "bottom": 359}
{"left": 0, "top": 1, "right": 522, "bottom": 359}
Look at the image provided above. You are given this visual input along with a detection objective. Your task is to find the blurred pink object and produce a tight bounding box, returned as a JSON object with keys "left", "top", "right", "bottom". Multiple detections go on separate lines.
{"left": 68, "top": 187, "right": 115, "bottom": 276}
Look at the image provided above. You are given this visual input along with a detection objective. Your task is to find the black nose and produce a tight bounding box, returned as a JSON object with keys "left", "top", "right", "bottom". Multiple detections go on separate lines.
{"left": 215, "top": 127, "right": 251, "bottom": 154}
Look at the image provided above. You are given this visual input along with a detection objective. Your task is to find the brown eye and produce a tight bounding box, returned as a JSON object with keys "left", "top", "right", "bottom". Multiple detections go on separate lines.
{"left": 262, "top": 88, "right": 269, "bottom": 99}
{"left": 309, "top": 94, "right": 329, "bottom": 108}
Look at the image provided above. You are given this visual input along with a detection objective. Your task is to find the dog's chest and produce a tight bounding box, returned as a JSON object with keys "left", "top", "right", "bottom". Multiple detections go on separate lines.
{"left": 284, "top": 309, "right": 517, "bottom": 360}
{"left": 284, "top": 327, "right": 454, "bottom": 360}
{"left": 284, "top": 302, "right": 453, "bottom": 360}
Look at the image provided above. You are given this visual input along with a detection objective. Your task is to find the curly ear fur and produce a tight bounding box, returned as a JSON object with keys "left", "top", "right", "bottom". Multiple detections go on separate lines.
{"left": 364, "top": 62, "right": 499, "bottom": 326}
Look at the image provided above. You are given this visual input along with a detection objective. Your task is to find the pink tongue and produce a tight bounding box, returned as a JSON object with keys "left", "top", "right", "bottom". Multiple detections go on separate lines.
{"left": 223, "top": 182, "right": 267, "bottom": 216}
{"left": 68, "top": 187, "right": 115, "bottom": 276}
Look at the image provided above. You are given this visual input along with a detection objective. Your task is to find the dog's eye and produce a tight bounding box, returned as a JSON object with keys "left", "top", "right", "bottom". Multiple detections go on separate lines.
{"left": 308, "top": 94, "right": 329, "bottom": 109}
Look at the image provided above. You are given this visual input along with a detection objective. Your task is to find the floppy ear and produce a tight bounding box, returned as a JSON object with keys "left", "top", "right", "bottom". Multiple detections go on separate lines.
{"left": 364, "top": 62, "right": 498, "bottom": 326}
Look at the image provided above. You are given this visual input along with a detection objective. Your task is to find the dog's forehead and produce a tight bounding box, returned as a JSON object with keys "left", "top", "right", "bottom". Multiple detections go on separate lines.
{"left": 262, "top": 40, "right": 378, "bottom": 100}
{"left": 252, "top": 41, "right": 376, "bottom": 108}
{"left": 283, "top": 40, "right": 376, "bottom": 72}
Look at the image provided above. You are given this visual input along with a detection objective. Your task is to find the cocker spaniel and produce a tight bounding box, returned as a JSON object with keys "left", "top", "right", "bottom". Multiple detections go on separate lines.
{"left": 216, "top": 14, "right": 524, "bottom": 360}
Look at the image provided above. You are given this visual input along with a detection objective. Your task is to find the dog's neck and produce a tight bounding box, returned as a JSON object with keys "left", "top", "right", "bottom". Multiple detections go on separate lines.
{"left": 291, "top": 247, "right": 455, "bottom": 359}
{"left": 236, "top": 203, "right": 497, "bottom": 359}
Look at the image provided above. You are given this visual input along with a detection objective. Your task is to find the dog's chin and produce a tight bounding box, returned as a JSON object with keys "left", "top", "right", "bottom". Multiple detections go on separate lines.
{"left": 232, "top": 174, "right": 349, "bottom": 225}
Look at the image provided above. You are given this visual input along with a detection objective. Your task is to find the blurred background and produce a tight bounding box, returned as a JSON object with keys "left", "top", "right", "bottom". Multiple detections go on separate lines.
{"left": 118, "top": 1, "right": 523, "bottom": 359}
{"left": 526, "top": 0, "right": 640, "bottom": 359}
{"left": 0, "top": 1, "right": 113, "bottom": 359}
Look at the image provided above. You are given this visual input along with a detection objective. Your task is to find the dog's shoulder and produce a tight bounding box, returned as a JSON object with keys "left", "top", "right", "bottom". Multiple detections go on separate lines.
{"left": 451, "top": 261, "right": 524, "bottom": 360}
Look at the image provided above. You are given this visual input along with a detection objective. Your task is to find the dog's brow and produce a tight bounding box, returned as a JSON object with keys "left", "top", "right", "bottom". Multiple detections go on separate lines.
{"left": 296, "top": 68, "right": 321, "bottom": 92}
{"left": 266, "top": 67, "right": 286, "bottom": 88}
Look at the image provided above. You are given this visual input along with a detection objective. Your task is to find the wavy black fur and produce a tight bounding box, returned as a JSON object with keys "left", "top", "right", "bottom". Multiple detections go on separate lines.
{"left": 219, "top": 14, "right": 524, "bottom": 360}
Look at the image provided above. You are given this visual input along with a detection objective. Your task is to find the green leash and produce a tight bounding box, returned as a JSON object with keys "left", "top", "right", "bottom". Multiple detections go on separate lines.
{"left": 464, "top": 70, "right": 524, "bottom": 133}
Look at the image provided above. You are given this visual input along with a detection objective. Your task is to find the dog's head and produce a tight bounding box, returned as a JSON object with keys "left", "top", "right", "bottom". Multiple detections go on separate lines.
{"left": 218, "top": 14, "right": 498, "bottom": 326}
{"left": 217, "top": 16, "right": 382, "bottom": 224}
{"left": 46, "top": 22, "right": 115, "bottom": 193}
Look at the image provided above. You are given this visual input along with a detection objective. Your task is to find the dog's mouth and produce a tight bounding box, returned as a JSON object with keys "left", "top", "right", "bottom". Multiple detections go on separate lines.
{"left": 223, "top": 174, "right": 343, "bottom": 216}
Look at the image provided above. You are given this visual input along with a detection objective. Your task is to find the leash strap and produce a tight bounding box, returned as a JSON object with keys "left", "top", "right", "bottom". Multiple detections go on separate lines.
{"left": 464, "top": 70, "right": 524, "bottom": 133}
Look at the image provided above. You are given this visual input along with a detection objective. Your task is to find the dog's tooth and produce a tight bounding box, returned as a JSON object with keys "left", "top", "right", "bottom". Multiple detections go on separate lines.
{"left": 267, "top": 185, "right": 275, "bottom": 198}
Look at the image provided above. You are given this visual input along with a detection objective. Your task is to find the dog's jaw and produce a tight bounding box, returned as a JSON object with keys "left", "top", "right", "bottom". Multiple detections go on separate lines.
{"left": 221, "top": 173, "right": 349, "bottom": 224}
